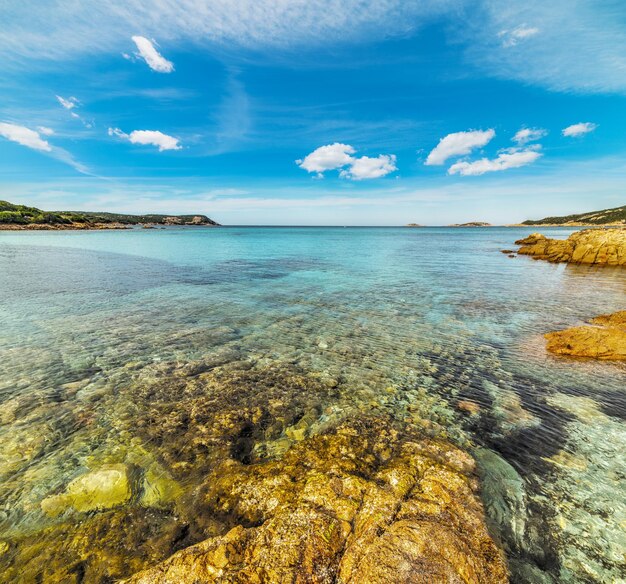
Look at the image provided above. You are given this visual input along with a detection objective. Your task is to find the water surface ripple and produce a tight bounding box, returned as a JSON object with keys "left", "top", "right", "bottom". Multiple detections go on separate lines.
{"left": 0, "top": 227, "right": 624, "bottom": 583}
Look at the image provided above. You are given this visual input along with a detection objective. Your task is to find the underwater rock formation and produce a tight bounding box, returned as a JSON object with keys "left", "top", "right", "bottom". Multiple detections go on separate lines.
{"left": 125, "top": 419, "right": 508, "bottom": 584}
{"left": 545, "top": 311, "right": 626, "bottom": 360}
{"left": 514, "top": 228, "right": 626, "bottom": 265}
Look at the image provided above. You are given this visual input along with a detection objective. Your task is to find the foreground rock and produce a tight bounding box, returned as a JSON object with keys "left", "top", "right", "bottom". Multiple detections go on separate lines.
{"left": 515, "top": 229, "right": 626, "bottom": 265}
{"left": 545, "top": 311, "right": 626, "bottom": 360}
{"left": 124, "top": 419, "right": 508, "bottom": 584}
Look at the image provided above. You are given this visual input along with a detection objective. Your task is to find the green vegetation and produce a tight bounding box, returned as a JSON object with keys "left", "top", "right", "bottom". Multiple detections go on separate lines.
{"left": 0, "top": 200, "right": 218, "bottom": 226}
{"left": 523, "top": 205, "right": 626, "bottom": 225}
{"left": 71, "top": 211, "right": 219, "bottom": 225}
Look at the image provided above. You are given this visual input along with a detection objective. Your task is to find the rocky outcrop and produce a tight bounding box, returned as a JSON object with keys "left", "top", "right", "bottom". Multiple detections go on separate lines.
{"left": 545, "top": 311, "right": 626, "bottom": 360}
{"left": 515, "top": 229, "right": 626, "bottom": 265}
{"left": 124, "top": 419, "right": 508, "bottom": 584}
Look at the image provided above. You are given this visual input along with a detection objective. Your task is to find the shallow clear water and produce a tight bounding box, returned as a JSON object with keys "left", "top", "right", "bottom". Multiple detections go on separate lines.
{"left": 0, "top": 226, "right": 624, "bottom": 583}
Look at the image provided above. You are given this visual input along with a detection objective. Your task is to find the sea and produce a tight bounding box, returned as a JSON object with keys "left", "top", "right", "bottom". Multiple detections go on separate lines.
{"left": 0, "top": 226, "right": 624, "bottom": 583}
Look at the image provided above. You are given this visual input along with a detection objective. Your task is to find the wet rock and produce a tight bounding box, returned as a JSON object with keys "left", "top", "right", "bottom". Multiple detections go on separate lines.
{"left": 474, "top": 448, "right": 527, "bottom": 552}
{"left": 124, "top": 419, "right": 508, "bottom": 583}
{"left": 515, "top": 228, "right": 626, "bottom": 265}
{"left": 544, "top": 310, "right": 626, "bottom": 360}
{"left": 41, "top": 463, "right": 133, "bottom": 516}
{"left": 140, "top": 464, "right": 182, "bottom": 509}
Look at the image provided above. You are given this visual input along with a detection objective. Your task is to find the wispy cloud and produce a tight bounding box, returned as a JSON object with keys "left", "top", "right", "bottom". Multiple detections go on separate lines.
{"left": 0, "top": 1, "right": 454, "bottom": 63}
{"left": 56, "top": 95, "right": 93, "bottom": 128}
{"left": 513, "top": 127, "right": 546, "bottom": 144}
{"left": 131, "top": 36, "right": 174, "bottom": 73}
{"left": 0, "top": 121, "right": 91, "bottom": 174}
{"left": 425, "top": 129, "right": 495, "bottom": 165}
{"left": 498, "top": 25, "right": 539, "bottom": 48}
{"left": 297, "top": 143, "right": 397, "bottom": 180}
{"left": 108, "top": 127, "right": 182, "bottom": 151}
{"left": 56, "top": 95, "right": 79, "bottom": 110}
{"left": 562, "top": 122, "right": 597, "bottom": 137}
{"left": 0, "top": 122, "right": 52, "bottom": 151}
{"left": 462, "top": 0, "right": 626, "bottom": 94}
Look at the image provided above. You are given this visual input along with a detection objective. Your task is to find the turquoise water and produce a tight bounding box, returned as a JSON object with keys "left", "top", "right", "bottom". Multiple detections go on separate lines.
{"left": 0, "top": 226, "right": 624, "bottom": 582}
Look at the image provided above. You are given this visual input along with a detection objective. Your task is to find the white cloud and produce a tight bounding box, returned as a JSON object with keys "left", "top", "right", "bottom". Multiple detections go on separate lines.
{"left": 131, "top": 36, "right": 174, "bottom": 73}
{"left": 297, "top": 143, "right": 396, "bottom": 180}
{"left": 37, "top": 126, "right": 55, "bottom": 136}
{"left": 56, "top": 95, "right": 79, "bottom": 110}
{"left": 448, "top": 146, "right": 541, "bottom": 176}
{"left": 108, "top": 127, "right": 182, "bottom": 151}
{"left": 340, "top": 154, "right": 397, "bottom": 180}
{"left": 297, "top": 143, "right": 356, "bottom": 174}
{"left": 498, "top": 25, "right": 539, "bottom": 47}
{"left": 562, "top": 122, "right": 597, "bottom": 137}
{"left": 0, "top": 122, "right": 52, "bottom": 151}
{"left": 513, "top": 127, "right": 546, "bottom": 144}
{"left": 425, "top": 129, "right": 495, "bottom": 165}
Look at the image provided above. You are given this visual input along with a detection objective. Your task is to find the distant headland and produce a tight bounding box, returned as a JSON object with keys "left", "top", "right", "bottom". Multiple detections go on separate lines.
{"left": 0, "top": 200, "right": 219, "bottom": 229}
{"left": 518, "top": 204, "right": 626, "bottom": 226}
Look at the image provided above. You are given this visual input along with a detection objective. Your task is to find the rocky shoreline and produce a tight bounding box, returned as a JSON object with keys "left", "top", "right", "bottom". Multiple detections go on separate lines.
{"left": 514, "top": 228, "right": 626, "bottom": 265}
{"left": 0, "top": 222, "right": 130, "bottom": 230}
{"left": 510, "top": 229, "right": 625, "bottom": 360}
{"left": 545, "top": 311, "right": 626, "bottom": 360}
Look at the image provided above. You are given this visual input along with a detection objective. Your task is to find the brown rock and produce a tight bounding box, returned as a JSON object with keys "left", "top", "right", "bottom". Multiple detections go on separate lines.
{"left": 515, "top": 228, "right": 626, "bottom": 265}
{"left": 457, "top": 400, "right": 481, "bottom": 415}
{"left": 124, "top": 419, "right": 508, "bottom": 584}
{"left": 545, "top": 310, "right": 626, "bottom": 360}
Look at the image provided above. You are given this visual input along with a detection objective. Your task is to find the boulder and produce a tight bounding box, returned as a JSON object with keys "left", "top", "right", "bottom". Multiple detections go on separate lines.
{"left": 515, "top": 229, "right": 626, "bottom": 265}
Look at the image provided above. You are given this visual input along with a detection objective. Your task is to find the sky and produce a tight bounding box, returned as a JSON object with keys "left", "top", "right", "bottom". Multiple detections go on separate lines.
{"left": 1, "top": 0, "right": 626, "bottom": 225}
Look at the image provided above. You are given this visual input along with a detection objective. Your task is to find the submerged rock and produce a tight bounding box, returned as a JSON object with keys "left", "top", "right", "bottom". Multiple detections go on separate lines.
{"left": 124, "top": 419, "right": 508, "bottom": 583}
{"left": 41, "top": 464, "right": 133, "bottom": 516}
{"left": 545, "top": 310, "right": 626, "bottom": 360}
{"left": 515, "top": 228, "right": 626, "bottom": 265}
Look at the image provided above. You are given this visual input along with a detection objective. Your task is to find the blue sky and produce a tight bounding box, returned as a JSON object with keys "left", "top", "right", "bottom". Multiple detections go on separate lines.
{"left": 1, "top": 0, "right": 626, "bottom": 225}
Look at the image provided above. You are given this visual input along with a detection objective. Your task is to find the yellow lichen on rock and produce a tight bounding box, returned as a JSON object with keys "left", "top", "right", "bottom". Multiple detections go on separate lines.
{"left": 545, "top": 310, "right": 626, "bottom": 360}
{"left": 124, "top": 419, "right": 508, "bottom": 584}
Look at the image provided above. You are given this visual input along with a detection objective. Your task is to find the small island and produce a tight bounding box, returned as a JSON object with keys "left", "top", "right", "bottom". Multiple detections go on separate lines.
{"left": 0, "top": 200, "right": 219, "bottom": 229}
{"left": 449, "top": 222, "right": 491, "bottom": 227}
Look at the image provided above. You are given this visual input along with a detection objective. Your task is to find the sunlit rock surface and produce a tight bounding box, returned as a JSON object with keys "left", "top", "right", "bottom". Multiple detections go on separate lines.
{"left": 545, "top": 311, "right": 626, "bottom": 360}
{"left": 515, "top": 229, "right": 626, "bottom": 265}
{"left": 124, "top": 419, "right": 508, "bottom": 584}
